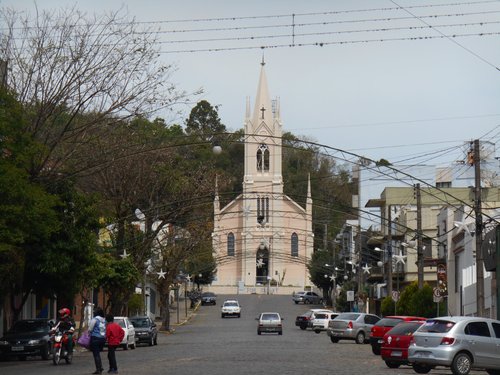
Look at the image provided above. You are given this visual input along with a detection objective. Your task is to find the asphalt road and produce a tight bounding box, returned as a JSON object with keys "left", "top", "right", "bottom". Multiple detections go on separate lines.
{"left": 0, "top": 294, "right": 489, "bottom": 375}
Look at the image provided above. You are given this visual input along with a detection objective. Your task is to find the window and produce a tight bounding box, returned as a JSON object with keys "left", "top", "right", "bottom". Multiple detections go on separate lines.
{"left": 492, "top": 322, "right": 500, "bottom": 338}
{"left": 465, "top": 322, "right": 490, "bottom": 337}
{"left": 257, "top": 197, "right": 269, "bottom": 225}
{"left": 291, "top": 233, "right": 298, "bottom": 257}
{"left": 423, "top": 238, "right": 432, "bottom": 258}
{"left": 227, "top": 233, "right": 235, "bottom": 256}
{"left": 256, "top": 144, "right": 270, "bottom": 171}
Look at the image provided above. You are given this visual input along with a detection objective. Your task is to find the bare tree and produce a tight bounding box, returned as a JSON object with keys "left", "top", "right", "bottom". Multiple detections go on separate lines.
{"left": 0, "top": 6, "right": 199, "bottom": 180}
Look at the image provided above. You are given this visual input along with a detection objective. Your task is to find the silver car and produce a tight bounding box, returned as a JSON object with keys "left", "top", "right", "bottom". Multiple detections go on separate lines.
{"left": 408, "top": 316, "right": 500, "bottom": 375}
{"left": 256, "top": 312, "right": 283, "bottom": 335}
{"left": 327, "top": 312, "right": 380, "bottom": 344}
{"left": 292, "top": 291, "right": 323, "bottom": 305}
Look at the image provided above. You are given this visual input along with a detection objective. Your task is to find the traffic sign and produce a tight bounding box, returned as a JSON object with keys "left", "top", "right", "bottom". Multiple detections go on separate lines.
{"left": 433, "top": 287, "right": 440, "bottom": 298}
{"left": 391, "top": 290, "right": 400, "bottom": 302}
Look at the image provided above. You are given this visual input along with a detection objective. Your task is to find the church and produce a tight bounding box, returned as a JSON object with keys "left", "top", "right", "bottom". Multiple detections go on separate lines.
{"left": 211, "top": 61, "right": 314, "bottom": 293}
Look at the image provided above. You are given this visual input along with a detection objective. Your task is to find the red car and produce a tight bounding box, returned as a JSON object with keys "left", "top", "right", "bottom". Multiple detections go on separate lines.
{"left": 380, "top": 320, "right": 425, "bottom": 368}
{"left": 369, "top": 316, "right": 426, "bottom": 355}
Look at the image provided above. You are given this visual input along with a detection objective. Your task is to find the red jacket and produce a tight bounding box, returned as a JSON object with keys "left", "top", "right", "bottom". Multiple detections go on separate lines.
{"left": 106, "top": 322, "right": 125, "bottom": 346}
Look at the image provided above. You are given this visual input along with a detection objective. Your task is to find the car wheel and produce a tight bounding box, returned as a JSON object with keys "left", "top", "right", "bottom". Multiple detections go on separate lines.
{"left": 123, "top": 338, "right": 129, "bottom": 350}
{"left": 314, "top": 329, "right": 321, "bottom": 334}
{"left": 41, "top": 343, "right": 51, "bottom": 360}
{"left": 355, "top": 331, "right": 365, "bottom": 344}
{"left": 237, "top": 313, "right": 241, "bottom": 318}
{"left": 221, "top": 314, "right": 225, "bottom": 318}
{"left": 294, "top": 301, "right": 298, "bottom": 304}
{"left": 330, "top": 336, "right": 339, "bottom": 343}
{"left": 131, "top": 342, "right": 136, "bottom": 350}
{"left": 413, "top": 364, "right": 432, "bottom": 374}
{"left": 149, "top": 336, "right": 154, "bottom": 346}
{"left": 451, "top": 352, "right": 472, "bottom": 375}
{"left": 18, "top": 355, "right": 27, "bottom": 361}
{"left": 299, "top": 324, "right": 307, "bottom": 330}
{"left": 278, "top": 331, "right": 282, "bottom": 335}
{"left": 385, "top": 361, "right": 400, "bottom": 369}
{"left": 257, "top": 330, "right": 261, "bottom": 335}
{"left": 371, "top": 344, "right": 381, "bottom": 355}
{"left": 154, "top": 334, "right": 158, "bottom": 345}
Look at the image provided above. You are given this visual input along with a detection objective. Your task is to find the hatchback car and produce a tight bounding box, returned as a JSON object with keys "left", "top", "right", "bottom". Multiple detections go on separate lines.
{"left": 201, "top": 292, "right": 217, "bottom": 306}
{"left": 129, "top": 316, "right": 157, "bottom": 346}
{"left": 327, "top": 312, "right": 380, "bottom": 344}
{"left": 0, "top": 319, "right": 52, "bottom": 360}
{"left": 292, "top": 291, "right": 323, "bottom": 304}
{"left": 221, "top": 300, "right": 241, "bottom": 318}
{"left": 408, "top": 316, "right": 500, "bottom": 375}
{"left": 381, "top": 320, "right": 425, "bottom": 369}
{"left": 370, "top": 316, "right": 426, "bottom": 355}
{"left": 113, "top": 316, "right": 136, "bottom": 350}
{"left": 256, "top": 312, "right": 283, "bottom": 335}
{"left": 312, "top": 312, "right": 339, "bottom": 334}
{"left": 295, "top": 309, "right": 333, "bottom": 330}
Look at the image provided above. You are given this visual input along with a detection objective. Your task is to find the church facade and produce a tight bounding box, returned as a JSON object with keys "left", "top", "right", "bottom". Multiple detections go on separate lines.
{"left": 211, "top": 62, "right": 314, "bottom": 293}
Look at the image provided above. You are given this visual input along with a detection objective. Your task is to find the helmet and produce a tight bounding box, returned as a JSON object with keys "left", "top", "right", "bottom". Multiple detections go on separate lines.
{"left": 58, "top": 307, "right": 71, "bottom": 319}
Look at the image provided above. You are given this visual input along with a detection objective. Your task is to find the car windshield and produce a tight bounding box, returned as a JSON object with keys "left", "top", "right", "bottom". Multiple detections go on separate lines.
{"left": 130, "top": 318, "right": 149, "bottom": 328}
{"left": 315, "top": 313, "right": 328, "bottom": 319}
{"left": 387, "top": 321, "right": 424, "bottom": 335}
{"left": 202, "top": 292, "right": 215, "bottom": 297}
{"left": 375, "top": 318, "right": 404, "bottom": 327}
{"left": 419, "top": 320, "right": 455, "bottom": 333}
{"left": 115, "top": 319, "right": 126, "bottom": 328}
{"left": 262, "top": 313, "right": 279, "bottom": 320}
{"left": 11, "top": 320, "right": 47, "bottom": 333}
{"left": 224, "top": 302, "right": 238, "bottom": 307}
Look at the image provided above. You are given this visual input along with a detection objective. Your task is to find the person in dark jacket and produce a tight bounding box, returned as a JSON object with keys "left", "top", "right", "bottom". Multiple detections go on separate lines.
{"left": 52, "top": 307, "right": 76, "bottom": 353}
{"left": 105, "top": 314, "right": 125, "bottom": 374}
{"left": 88, "top": 307, "right": 106, "bottom": 374}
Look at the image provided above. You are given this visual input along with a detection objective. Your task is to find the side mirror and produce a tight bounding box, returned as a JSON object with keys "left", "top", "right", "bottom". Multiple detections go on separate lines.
{"left": 281, "top": 317, "right": 285, "bottom": 321}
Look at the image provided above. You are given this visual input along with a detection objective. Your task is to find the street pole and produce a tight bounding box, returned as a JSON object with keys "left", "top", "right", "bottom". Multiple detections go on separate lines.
{"left": 387, "top": 206, "right": 393, "bottom": 296}
{"left": 474, "top": 139, "right": 485, "bottom": 317}
{"left": 416, "top": 183, "right": 424, "bottom": 289}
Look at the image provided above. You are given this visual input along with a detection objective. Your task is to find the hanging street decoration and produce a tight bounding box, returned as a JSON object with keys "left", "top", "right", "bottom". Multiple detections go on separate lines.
{"left": 393, "top": 251, "right": 407, "bottom": 265}
{"left": 362, "top": 264, "right": 372, "bottom": 274}
{"left": 120, "top": 249, "right": 130, "bottom": 259}
{"left": 157, "top": 269, "right": 166, "bottom": 279}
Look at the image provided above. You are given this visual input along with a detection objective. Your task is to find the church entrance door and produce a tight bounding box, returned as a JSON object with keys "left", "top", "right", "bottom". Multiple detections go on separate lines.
{"left": 256, "top": 247, "right": 269, "bottom": 285}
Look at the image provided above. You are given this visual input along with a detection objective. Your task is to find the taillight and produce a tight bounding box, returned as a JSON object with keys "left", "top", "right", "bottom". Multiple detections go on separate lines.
{"left": 347, "top": 321, "right": 353, "bottom": 329}
{"left": 440, "top": 337, "right": 455, "bottom": 345}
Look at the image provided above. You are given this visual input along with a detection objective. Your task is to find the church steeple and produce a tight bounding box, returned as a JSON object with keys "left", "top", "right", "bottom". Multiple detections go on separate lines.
{"left": 252, "top": 59, "right": 274, "bottom": 128}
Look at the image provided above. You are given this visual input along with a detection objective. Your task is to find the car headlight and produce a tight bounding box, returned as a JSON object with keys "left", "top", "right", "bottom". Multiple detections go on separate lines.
{"left": 0, "top": 340, "right": 9, "bottom": 345}
{"left": 28, "top": 339, "right": 40, "bottom": 345}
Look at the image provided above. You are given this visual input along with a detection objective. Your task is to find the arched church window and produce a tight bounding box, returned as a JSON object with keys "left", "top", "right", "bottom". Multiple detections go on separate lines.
{"left": 227, "top": 233, "right": 235, "bottom": 256}
{"left": 291, "top": 233, "right": 299, "bottom": 257}
{"left": 257, "top": 196, "right": 269, "bottom": 225}
{"left": 256, "top": 144, "right": 270, "bottom": 172}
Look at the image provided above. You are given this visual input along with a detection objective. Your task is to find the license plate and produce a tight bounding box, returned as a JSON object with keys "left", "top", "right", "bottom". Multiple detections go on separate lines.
{"left": 416, "top": 351, "right": 430, "bottom": 358}
{"left": 11, "top": 346, "right": 24, "bottom": 351}
{"left": 391, "top": 351, "right": 402, "bottom": 357}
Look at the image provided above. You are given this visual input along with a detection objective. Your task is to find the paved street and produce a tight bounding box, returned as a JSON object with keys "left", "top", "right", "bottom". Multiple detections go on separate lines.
{"left": 0, "top": 294, "right": 488, "bottom": 375}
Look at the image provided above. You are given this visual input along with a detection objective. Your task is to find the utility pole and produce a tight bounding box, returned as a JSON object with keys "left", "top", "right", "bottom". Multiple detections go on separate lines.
{"left": 387, "top": 207, "right": 393, "bottom": 295}
{"left": 416, "top": 183, "right": 424, "bottom": 289}
{"left": 473, "top": 139, "right": 485, "bottom": 317}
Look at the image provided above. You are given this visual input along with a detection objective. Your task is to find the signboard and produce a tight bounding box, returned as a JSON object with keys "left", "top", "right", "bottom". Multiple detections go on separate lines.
{"left": 433, "top": 287, "right": 443, "bottom": 303}
{"left": 437, "top": 264, "right": 448, "bottom": 296}
{"left": 391, "top": 290, "right": 400, "bottom": 302}
{"left": 347, "top": 290, "right": 355, "bottom": 302}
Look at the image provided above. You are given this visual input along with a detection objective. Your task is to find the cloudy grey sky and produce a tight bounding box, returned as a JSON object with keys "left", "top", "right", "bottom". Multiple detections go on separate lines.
{"left": 2, "top": 0, "right": 500, "bottom": 166}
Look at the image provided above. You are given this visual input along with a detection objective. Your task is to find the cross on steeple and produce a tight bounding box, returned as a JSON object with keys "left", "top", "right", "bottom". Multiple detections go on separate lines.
{"left": 260, "top": 106, "right": 266, "bottom": 119}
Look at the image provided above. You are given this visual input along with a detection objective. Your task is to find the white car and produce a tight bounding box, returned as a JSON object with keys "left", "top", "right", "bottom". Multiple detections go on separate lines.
{"left": 312, "top": 312, "right": 339, "bottom": 333}
{"left": 113, "top": 316, "right": 136, "bottom": 350}
{"left": 221, "top": 300, "right": 241, "bottom": 318}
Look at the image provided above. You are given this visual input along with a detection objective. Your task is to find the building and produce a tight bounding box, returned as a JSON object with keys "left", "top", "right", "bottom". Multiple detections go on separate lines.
{"left": 211, "top": 62, "right": 314, "bottom": 293}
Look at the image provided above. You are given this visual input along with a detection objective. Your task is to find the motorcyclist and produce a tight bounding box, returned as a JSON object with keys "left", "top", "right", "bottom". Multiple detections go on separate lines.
{"left": 52, "top": 307, "right": 76, "bottom": 354}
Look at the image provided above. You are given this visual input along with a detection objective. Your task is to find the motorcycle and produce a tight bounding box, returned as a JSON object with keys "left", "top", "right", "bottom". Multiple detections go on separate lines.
{"left": 51, "top": 329, "right": 75, "bottom": 365}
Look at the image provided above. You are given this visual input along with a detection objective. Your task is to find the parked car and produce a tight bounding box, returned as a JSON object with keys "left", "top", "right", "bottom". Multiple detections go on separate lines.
{"left": 113, "top": 316, "right": 136, "bottom": 350}
{"left": 221, "top": 300, "right": 241, "bottom": 318}
{"left": 370, "top": 316, "right": 426, "bottom": 355}
{"left": 0, "top": 319, "right": 53, "bottom": 360}
{"left": 201, "top": 292, "right": 217, "bottom": 306}
{"left": 380, "top": 320, "right": 425, "bottom": 369}
{"left": 256, "top": 312, "right": 283, "bottom": 335}
{"left": 408, "top": 316, "right": 500, "bottom": 375}
{"left": 312, "top": 312, "right": 339, "bottom": 333}
{"left": 129, "top": 316, "right": 157, "bottom": 346}
{"left": 292, "top": 291, "right": 323, "bottom": 304}
{"left": 295, "top": 309, "right": 333, "bottom": 330}
{"left": 327, "top": 312, "right": 380, "bottom": 344}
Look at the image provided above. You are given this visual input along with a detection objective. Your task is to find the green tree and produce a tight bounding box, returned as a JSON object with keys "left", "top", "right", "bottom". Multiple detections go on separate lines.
{"left": 396, "top": 281, "right": 419, "bottom": 315}
{"left": 381, "top": 296, "right": 396, "bottom": 317}
{"left": 409, "top": 284, "right": 435, "bottom": 318}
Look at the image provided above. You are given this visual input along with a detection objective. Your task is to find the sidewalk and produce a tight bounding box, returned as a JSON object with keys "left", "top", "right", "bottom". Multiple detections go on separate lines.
{"left": 162, "top": 295, "right": 199, "bottom": 332}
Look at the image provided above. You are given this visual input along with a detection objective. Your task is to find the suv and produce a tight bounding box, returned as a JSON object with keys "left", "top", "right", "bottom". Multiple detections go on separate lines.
{"left": 369, "top": 316, "right": 426, "bottom": 355}
{"left": 327, "top": 312, "right": 380, "bottom": 344}
{"left": 293, "top": 291, "right": 323, "bottom": 304}
{"left": 221, "top": 300, "right": 241, "bottom": 318}
{"left": 312, "top": 312, "right": 339, "bottom": 333}
{"left": 408, "top": 316, "right": 500, "bottom": 375}
{"left": 295, "top": 309, "right": 333, "bottom": 330}
{"left": 129, "top": 316, "right": 158, "bottom": 346}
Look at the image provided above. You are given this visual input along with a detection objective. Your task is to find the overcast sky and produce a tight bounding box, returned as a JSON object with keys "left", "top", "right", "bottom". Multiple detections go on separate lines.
{"left": 2, "top": 0, "right": 500, "bottom": 167}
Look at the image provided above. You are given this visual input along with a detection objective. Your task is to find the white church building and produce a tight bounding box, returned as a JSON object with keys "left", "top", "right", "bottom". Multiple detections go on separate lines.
{"left": 211, "top": 62, "right": 314, "bottom": 294}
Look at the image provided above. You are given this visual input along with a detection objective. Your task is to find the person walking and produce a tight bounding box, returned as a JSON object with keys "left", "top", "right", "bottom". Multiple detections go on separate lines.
{"left": 89, "top": 307, "right": 106, "bottom": 374}
{"left": 105, "top": 314, "right": 125, "bottom": 374}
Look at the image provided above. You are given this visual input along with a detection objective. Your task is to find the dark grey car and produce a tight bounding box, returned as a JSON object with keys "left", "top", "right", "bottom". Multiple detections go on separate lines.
{"left": 0, "top": 319, "right": 52, "bottom": 360}
{"left": 129, "top": 316, "right": 158, "bottom": 346}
